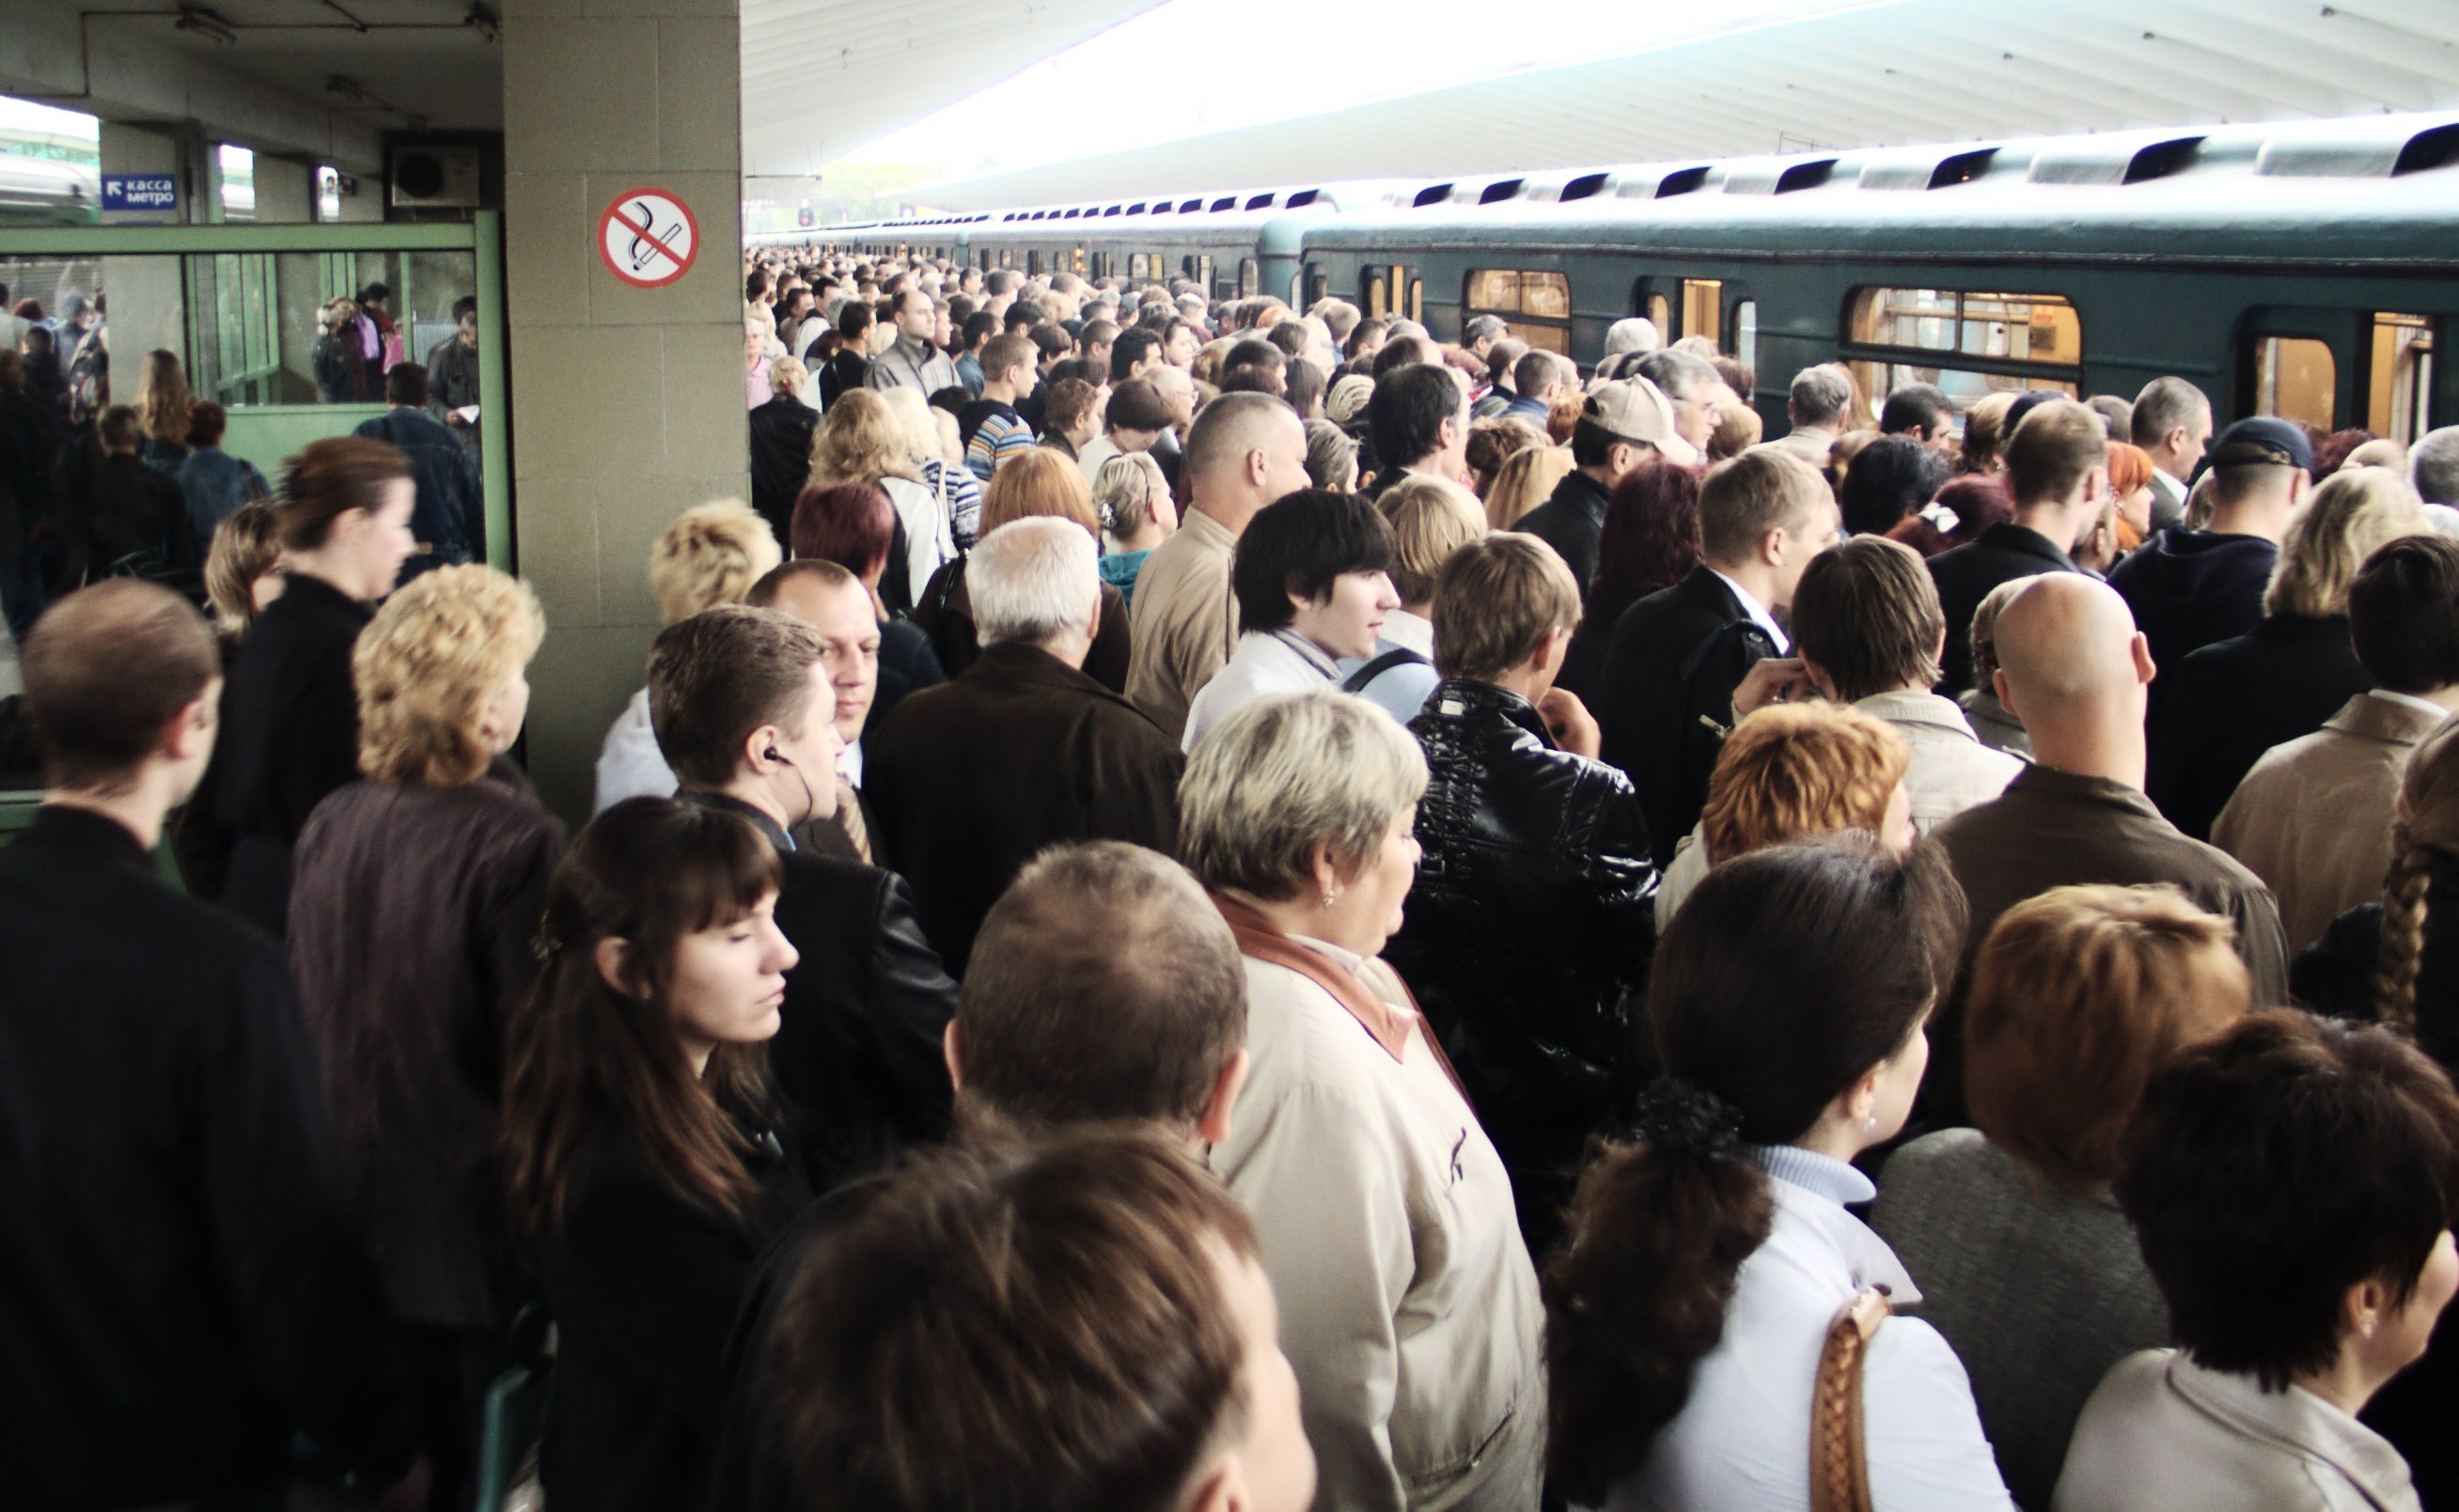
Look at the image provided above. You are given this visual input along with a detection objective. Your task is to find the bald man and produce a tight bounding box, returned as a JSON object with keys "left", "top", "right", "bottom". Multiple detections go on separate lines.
{"left": 1923, "top": 573, "right": 2288, "bottom": 1123}
{"left": 1125, "top": 393, "right": 1310, "bottom": 742}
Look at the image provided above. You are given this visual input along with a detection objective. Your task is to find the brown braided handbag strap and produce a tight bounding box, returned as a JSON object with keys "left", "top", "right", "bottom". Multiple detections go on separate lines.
{"left": 1809, "top": 1286, "right": 1893, "bottom": 1512}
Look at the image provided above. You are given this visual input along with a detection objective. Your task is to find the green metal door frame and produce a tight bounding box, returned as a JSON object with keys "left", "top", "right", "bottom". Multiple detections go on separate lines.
{"left": 0, "top": 216, "right": 512, "bottom": 571}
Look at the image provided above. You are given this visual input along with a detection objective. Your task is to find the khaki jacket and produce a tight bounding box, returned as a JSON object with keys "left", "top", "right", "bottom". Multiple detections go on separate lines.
{"left": 1212, "top": 910, "right": 1544, "bottom": 1512}
{"left": 2215, "top": 693, "right": 2449, "bottom": 952}
{"left": 1125, "top": 507, "right": 1239, "bottom": 742}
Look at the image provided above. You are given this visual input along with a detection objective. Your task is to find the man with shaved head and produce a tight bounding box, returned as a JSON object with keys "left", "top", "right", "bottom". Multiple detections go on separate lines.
{"left": 1125, "top": 392, "right": 1310, "bottom": 741}
{"left": 1924, "top": 573, "right": 2289, "bottom": 1121}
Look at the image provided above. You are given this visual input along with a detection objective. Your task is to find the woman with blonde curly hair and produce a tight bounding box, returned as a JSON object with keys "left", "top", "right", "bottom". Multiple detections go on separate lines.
{"left": 285, "top": 563, "right": 562, "bottom": 1506}
{"left": 911, "top": 447, "right": 1133, "bottom": 692}
{"left": 596, "top": 499, "right": 783, "bottom": 814}
{"left": 1655, "top": 700, "right": 1917, "bottom": 925}
{"left": 807, "top": 388, "right": 952, "bottom": 613}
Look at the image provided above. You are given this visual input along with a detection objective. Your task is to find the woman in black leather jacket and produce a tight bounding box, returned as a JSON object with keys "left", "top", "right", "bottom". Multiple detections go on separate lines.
{"left": 1384, "top": 533, "right": 1659, "bottom": 1258}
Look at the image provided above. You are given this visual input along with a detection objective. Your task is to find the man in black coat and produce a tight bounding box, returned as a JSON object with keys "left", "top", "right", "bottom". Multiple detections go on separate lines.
{"left": 745, "top": 380, "right": 818, "bottom": 548}
{"left": 1596, "top": 448, "right": 1840, "bottom": 869}
{"left": 354, "top": 362, "right": 480, "bottom": 572}
{"left": 647, "top": 602, "right": 959, "bottom": 1190}
{"left": 867, "top": 519, "right": 1184, "bottom": 975}
{"left": 1928, "top": 397, "right": 2109, "bottom": 694}
{"left": 1, "top": 582, "right": 414, "bottom": 1506}
{"left": 1387, "top": 535, "right": 1658, "bottom": 1255}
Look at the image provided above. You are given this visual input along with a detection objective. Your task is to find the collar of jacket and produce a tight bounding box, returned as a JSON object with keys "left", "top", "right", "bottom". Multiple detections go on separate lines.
{"left": 1669, "top": 564, "right": 1778, "bottom": 678}
{"left": 2163, "top": 1353, "right": 2417, "bottom": 1504}
{"left": 2006, "top": 761, "right": 2162, "bottom": 820}
{"left": 1211, "top": 891, "right": 1469, "bottom": 1101}
{"left": 966, "top": 638, "right": 1144, "bottom": 708}
{"left": 1853, "top": 688, "right": 1983, "bottom": 742}
{"left": 23, "top": 802, "right": 152, "bottom": 868}
{"left": 1550, "top": 466, "right": 1611, "bottom": 524}
{"left": 1423, "top": 678, "right": 1553, "bottom": 744}
{"left": 680, "top": 788, "right": 794, "bottom": 854}
{"left": 274, "top": 568, "right": 377, "bottom": 628}
{"left": 2329, "top": 691, "right": 2451, "bottom": 745}
{"left": 1977, "top": 521, "right": 2081, "bottom": 571}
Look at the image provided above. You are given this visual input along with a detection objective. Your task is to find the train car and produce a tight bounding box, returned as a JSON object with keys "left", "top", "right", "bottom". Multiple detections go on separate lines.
{"left": 1295, "top": 114, "right": 2459, "bottom": 444}
{"left": 0, "top": 155, "right": 100, "bottom": 227}
{"left": 775, "top": 113, "right": 2459, "bottom": 445}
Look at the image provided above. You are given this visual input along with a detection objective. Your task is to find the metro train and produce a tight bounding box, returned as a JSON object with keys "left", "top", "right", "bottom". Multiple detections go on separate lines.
{"left": 755, "top": 112, "right": 2459, "bottom": 444}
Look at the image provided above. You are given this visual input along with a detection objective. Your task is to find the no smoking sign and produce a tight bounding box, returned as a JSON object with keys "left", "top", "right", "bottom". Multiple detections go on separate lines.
{"left": 598, "top": 188, "right": 699, "bottom": 288}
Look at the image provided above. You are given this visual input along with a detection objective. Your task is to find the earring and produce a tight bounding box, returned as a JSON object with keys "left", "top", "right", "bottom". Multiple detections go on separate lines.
{"left": 1862, "top": 1111, "right": 1878, "bottom": 1131}
{"left": 1322, "top": 886, "right": 1342, "bottom": 909}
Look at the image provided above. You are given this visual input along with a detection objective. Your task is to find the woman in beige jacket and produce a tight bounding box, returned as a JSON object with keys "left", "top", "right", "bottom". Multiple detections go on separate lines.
{"left": 1181, "top": 688, "right": 1544, "bottom": 1512}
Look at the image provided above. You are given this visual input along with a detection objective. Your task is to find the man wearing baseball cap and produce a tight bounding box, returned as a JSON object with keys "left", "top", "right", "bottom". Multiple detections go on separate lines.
{"left": 1511, "top": 376, "right": 1700, "bottom": 595}
{"left": 2111, "top": 415, "right": 2312, "bottom": 692}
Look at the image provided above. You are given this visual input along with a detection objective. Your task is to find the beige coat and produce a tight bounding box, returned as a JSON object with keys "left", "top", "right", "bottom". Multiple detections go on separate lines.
{"left": 1856, "top": 690, "right": 2024, "bottom": 835}
{"left": 1125, "top": 507, "right": 1239, "bottom": 743}
{"left": 1214, "top": 942, "right": 1545, "bottom": 1512}
{"left": 2214, "top": 693, "right": 2449, "bottom": 952}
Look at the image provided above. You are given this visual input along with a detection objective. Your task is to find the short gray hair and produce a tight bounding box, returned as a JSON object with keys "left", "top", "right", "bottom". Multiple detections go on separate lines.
{"left": 1635, "top": 349, "right": 1721, "bottom": 405}
{"left": 2131, "top": 377, "right": 2210, "bottom": 450}
{"left": 969, "top": 517, "right": 1099, "bottom": 647}
{"left": 1179, "top": 689, "right": 1427, "bottom": 902}
{"left": 1789, "top": 365, "right": 1854, "bottom": 427}
{"left": 2412, "top": 426, "right": 2459, "bottom": 507}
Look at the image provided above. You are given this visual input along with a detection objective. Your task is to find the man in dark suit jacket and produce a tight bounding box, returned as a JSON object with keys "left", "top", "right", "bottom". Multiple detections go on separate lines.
{"left": 2, "top": 581, "right": 414, "bottom": 1507}
{"left": 1928, "top": 398, "right": 2112, "bottom": 694}
{"left": 354, "top": 362, "right": 479, "bottom": 573}
{"left": 647, "top": 602, "right": 959, "bottom": 1189}
{"left": 1596, "top": 448, "right": 1840, "bottom": 868}
{"left": 868, "top": 518, "right": 1184, "bottom": 974}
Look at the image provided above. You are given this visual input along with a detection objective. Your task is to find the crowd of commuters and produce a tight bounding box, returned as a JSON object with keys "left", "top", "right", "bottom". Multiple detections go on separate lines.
{"left": 10, "top": 242, "right": 2459, "bottom": 1512}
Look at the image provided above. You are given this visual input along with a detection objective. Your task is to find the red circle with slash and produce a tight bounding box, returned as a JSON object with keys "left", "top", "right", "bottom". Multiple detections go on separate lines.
{"left": 598, "top": 187, "right": 700, "bottom": 288}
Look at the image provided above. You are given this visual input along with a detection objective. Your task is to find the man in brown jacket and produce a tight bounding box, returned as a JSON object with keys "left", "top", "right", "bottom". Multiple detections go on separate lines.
{"left": 1930, "top": 572, "right": 2289, "bottom": 1124}
{"left": 869, "top": 518, "right": 1185, "bottom": 974}
{"left": 2216, "top": 536, "right": 2459, "bottom": 951}
{"left": 1124, "top": 392, "right": 1311, "bottom": 742}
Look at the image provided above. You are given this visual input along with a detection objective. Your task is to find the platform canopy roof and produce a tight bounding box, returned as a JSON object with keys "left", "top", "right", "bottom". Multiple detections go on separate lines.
{"left": 912, "top": 0, "right": 2459, "bottom": 210}
{"left": 740, "top": 0, "right": 1170, "bottom": 180}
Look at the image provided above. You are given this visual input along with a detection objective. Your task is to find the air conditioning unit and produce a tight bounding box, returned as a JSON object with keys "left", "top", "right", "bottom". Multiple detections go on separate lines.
{"left": 390, "top": 146, "right": 480, "bottom": 209}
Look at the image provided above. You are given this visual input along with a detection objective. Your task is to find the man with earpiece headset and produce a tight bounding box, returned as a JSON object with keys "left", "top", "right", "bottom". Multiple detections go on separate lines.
{"left": 649, "top": 603, "right": 961, "bottom": 1186}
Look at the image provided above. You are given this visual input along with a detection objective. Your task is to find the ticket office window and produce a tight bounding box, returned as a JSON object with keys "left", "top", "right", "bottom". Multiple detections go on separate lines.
{"left": 1463, "top": 267, "right": 1571, "bottom": 355}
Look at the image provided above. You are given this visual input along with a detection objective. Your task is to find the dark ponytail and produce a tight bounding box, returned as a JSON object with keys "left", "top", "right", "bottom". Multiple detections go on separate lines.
{"left": 1542, "top": 835, "right": 1966, "bottom": 1502}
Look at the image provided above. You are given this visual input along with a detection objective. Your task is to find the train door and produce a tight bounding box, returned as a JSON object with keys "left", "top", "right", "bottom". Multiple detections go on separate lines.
{"left": 1365, "top": 264, "right": 1421, "bottom": 321}
{"left": 2236, "top": 306, "right": 2368, "bottom": 436}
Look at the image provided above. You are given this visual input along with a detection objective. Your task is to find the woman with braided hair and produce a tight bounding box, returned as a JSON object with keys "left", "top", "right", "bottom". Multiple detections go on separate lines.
{"left": 2374, "top": 719, "right": 2459, "bottom": 1062}
{"left": 1543, "top": 834, "right": 2016, "bottom": 1512}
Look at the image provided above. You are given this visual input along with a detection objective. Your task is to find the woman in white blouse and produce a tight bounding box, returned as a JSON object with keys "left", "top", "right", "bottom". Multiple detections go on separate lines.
{"left": 1181, "top": 488, "right": 1402, "bottom": 753}
{"left": 1183, "top": 689, "right": 1544, "bottom": 1512}
{"left": 1544, "top": 835, "right": 2017, "bottom": 1512}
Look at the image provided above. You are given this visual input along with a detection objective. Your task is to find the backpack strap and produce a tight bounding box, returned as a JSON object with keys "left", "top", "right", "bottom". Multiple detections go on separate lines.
{"left": 1340, "top": 646, "right": 1430, "bottom": 694}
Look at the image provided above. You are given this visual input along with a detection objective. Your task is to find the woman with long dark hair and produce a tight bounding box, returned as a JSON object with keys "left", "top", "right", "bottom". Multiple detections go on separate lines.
{"left": 1544, "top": 836, "right": 2017, "bottom": 1511}
{"left": 1557, "top": 457, "right": 1701, "bottom": 700}
{"left": 501, "top": 798, "right": 808, "bottom": 1512}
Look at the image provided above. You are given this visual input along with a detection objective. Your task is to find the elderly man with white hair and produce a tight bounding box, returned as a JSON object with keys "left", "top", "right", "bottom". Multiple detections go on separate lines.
{"left": 865, "top": 516, "right": 1184, "bottom": 974}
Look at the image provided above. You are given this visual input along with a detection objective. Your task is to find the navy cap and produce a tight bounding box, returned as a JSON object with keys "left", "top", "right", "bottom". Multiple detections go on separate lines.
{"left": 2207, "top": 416, "right": 2315, "bottom": 474}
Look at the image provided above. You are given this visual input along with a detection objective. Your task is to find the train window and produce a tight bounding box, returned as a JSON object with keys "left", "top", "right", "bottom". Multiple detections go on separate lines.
{"left": 1850, "top": 287, "right": 2080, "bottom": 369}
{"left": 2371, "top": 313, "right": 2434, "bottom": 444}
{"left": 1463, "top": 268, "right": 1572, "bottom": 354}
{"left": 1733, "top": 300, "right": 1759, "bottom": 372}
{"left": 1239, "top": 258, "right": 1259, "bottom": 298}
{"left": 1365, "top": 271, "right": 1388, "bottom": 319}
{"left": 1128, "top": 253, "right": 1148, "bottom": 280}
{"left": 2255, "top": 336, "right": 2337, "bottom": 432}
{"left": 1028, "top": 250, "right": 1043, "bottom": 276}
{"left": 1682, "top": 279, "right": 1722, "bottom": 346}
{"left": 1644, "top": 291, "right": 1670, "bottom": 341}
{"left": 1308, "top": 268, "right": 1329, "bottom": 307}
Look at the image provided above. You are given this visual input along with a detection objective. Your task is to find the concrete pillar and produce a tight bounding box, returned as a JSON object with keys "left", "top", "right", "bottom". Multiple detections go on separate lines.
{"left": 251, "top": 154, "right": 317, "bottom": 225}
{"left": 501, "top": 0, "right": 747, "bottom": 823}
